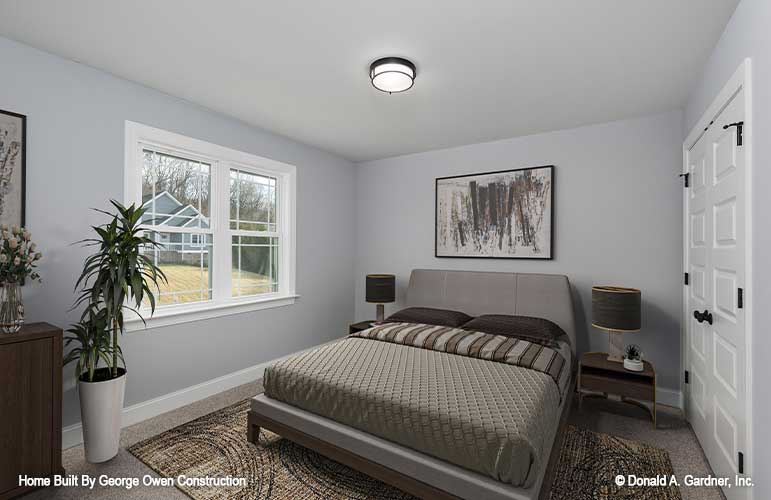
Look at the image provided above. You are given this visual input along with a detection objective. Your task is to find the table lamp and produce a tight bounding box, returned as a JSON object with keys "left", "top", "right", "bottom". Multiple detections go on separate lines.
{"left": 366, "top": 274, "right": 395, "bottom": 322}
{"left": 591, "top": 286, "right": 641, "bottom": 362}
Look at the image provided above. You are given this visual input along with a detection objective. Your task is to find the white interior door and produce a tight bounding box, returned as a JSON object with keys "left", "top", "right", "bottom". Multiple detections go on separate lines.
{"left": 686, "top": 89, "right": 746, "bottom": 500}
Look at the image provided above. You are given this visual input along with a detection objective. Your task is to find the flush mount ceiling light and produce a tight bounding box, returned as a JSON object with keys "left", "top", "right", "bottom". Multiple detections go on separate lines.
{"left": 370, "top": 57, "right": 416, "bottom": 94}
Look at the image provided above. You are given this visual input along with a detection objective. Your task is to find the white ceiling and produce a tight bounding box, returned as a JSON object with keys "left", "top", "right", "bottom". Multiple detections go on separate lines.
{"left": 0, "top": 0, "right": 738, "bottom": 161}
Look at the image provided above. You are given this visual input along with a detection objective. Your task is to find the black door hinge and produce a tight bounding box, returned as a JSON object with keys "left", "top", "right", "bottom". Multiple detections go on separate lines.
{"left": 723, "top": 121, "right": 744, "bottom": 146}
{"left": 738, "top": 288, "right": 744, "bottom": 309}
{"left": 679, "top": 172, "right": 690, "bottom": 188}
{"left": 738, "top": 452, "right": 744, "bottom": 473}
{"left": 684, "top": 370, "right": 689, "bottom": 384}
{"left": 684, "top": 273, "right": 689, "bottom": 285}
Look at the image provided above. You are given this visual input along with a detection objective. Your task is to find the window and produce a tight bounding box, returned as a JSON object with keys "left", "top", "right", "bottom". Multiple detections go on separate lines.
{"left": 125, "top": 121, "right": 296, "bottom": 327}
{"left": 230, "top": 169, "right": 279, "bottom": 297}
{"left": 142, "top": 149, "right": 213, "bottom": 305}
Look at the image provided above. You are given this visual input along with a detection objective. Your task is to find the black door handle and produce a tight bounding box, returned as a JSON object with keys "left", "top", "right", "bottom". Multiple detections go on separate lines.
{"left": 693, "top": 309, "right": 713, "bottom": 325}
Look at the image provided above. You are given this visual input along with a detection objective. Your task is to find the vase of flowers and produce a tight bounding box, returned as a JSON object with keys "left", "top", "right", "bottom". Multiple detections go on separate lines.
{"left": 0, "top": 225, "right": 42, "bottom": 333}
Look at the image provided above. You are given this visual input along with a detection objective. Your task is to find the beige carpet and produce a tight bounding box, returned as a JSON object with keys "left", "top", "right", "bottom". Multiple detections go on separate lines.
{"left": 25, "top": 380, "right": 722, "bottom": 500}
{"left": 127, "top": 399, "right": 680, "bottom": 500}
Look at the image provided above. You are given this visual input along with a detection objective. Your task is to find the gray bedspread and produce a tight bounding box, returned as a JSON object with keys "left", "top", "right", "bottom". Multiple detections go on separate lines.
{"left": 264, "top": 335, "right": 566, "bottom": 487}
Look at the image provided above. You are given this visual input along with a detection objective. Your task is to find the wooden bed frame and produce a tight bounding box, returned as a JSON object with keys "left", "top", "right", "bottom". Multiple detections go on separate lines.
{"left": 247, "top": 384, "right": 572, "bottom": 500}
{"left": 247, "top": 269, "right": 577, "bottom": 500}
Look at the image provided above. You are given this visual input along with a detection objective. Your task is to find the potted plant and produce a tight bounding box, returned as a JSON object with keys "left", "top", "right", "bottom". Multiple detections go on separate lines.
{"left": 623, "top": 344, "right": 644, "bottom": 372}
{"left": 0, "top": 225, "right": 42, "bottom": 333}
{"left": 64, "top": 201, "right": 165, "bottom": 463}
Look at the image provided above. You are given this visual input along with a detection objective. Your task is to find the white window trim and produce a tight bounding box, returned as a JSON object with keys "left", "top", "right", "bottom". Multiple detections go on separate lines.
{"left": 124, "top": 121, "right": 297, "bottom": 331}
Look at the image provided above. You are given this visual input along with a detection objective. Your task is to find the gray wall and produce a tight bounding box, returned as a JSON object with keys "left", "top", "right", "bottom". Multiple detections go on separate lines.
{"left": 683, "top": 0, "right": 769, "bottom": 489}
{"left": 0, "top": 36, "right": 356, "bottom": 427}
{"left": 354, "top": 110, "right": 684, "bottom": 392}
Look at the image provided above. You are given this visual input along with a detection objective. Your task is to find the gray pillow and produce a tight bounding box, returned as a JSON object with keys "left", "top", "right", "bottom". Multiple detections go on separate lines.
{"left": 461, "top": 315, "right": 566, "bottom": 347}
{"left": 385, "top": 307, "right": 473, "bottom": 328}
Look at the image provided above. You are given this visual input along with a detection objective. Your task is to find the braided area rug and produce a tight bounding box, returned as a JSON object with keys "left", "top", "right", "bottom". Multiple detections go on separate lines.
{"left": 129, "top": 400, "right": 679, "bottom": 500}
{"left": 548, "top": 425, "right": 681, "bottom": 500}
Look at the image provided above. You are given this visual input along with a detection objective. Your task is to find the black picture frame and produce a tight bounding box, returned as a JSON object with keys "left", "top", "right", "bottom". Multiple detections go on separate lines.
{"left": 435, "top": 165, "right": 554, "bottom": 260}
{"left": 0, "top": 108, "right": 26, "bottom": 227}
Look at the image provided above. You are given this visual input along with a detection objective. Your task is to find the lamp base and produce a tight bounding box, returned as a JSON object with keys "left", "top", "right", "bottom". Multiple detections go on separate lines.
{"left": 376, "top": 304, "right": 385, "bottom": 323}
{"left": 607, "top": 330, "right": 624, "bottom": 363}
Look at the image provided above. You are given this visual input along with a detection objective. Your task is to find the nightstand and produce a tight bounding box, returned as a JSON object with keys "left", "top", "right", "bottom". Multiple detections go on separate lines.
{"left": 578, "top": 351, "right": 657, "bottom": 428}
{"left": 349, "top": 320, "right": 376, "bottom": 334}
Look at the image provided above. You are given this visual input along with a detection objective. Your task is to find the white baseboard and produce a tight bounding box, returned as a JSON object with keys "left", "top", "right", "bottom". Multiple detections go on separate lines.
{"left": 656, "top": 387, "right": 682, "bottom": 409}
{"left": 62, "top": 340, "right": 336, "bottom": 450}
{"left": 62, "top": 359, "right": 270, "bottom": 449}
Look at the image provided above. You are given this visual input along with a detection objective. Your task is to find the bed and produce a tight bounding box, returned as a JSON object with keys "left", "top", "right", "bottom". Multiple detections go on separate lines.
{"left": 248, "top": 269, "right": 577, "bottom": 500}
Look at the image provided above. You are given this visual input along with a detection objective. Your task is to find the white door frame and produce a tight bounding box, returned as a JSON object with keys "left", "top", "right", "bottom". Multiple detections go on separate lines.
{"left": 682, "top": 58, "right": 753, "bottom": 492}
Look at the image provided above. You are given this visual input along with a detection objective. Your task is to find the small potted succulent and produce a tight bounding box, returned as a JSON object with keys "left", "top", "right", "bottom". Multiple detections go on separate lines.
{"left": 623, "top": 344, "right": 644, "bottom": 372}
{"left": 0, "top": 225, "right": 42, "bottom": 333}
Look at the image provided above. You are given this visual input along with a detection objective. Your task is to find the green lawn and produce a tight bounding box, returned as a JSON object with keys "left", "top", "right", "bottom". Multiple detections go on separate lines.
{"left": 152, "top": 264, "right": 274, "bottom": 305}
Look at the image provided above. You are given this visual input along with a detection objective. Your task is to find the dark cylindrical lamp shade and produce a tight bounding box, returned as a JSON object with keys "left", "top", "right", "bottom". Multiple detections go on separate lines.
{"left": 592, "top": 286, "right": 641, "bottom": 332}
{"left": 366, "top": 274, "right": 395, "bottom": 303}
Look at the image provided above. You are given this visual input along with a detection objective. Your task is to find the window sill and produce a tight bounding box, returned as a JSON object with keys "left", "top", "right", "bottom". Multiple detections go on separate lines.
{"left": 124, "top": 293, "right": 299, "bottom": 332}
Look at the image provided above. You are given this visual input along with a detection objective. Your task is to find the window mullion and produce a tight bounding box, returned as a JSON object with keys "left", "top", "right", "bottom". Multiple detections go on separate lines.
{"left": 211, "top": 161, "right": 231, "bottom": 304}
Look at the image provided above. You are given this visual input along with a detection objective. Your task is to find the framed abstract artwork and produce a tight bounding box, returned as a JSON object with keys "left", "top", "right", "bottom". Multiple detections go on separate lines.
{"left": 0, "top": 109, "right": 26, "bottom": 227}
{"left": 435, "top": 165, "right": 553, "bottom": 259}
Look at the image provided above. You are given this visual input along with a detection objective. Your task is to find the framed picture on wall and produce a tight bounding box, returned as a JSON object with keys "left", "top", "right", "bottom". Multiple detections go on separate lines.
{"left": 435, "top": 165, "right": 553, "bottom": 259}
{"left": 0, "top": 109, "right": 26, "bottom": 227}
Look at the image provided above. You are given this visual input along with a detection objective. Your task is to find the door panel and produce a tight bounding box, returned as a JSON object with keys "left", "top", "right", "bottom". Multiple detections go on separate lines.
{"left": 690, "top": 369, "right": 707, "bottom": 419}
{"left": 713, "top": 197, "right": 737, "bottom": 247}
{"left": 714, "top": 399, "right": 738, "bottom": 465}
{"left": 691, "top": 211, "right": 706, "bottom": 246}
{"left": 690, "top": 152, "right": 707, "bottom": 193}
{"left": 714, "top": 334, "right": 737, "bottom": 396}
{"left": 713, "top": 269, "right": 738, "bottom": 322}
{"left": 686, "top": 89, "right": 746, "bottom": 500}
{"left": 690, "top": 315, "right": 707, "bottom": 360}
{"left": 714, "top": 130, "right": 736, "bottom": 181}
{"left": 690, "top": 265, "right": 705, "bottom": 300}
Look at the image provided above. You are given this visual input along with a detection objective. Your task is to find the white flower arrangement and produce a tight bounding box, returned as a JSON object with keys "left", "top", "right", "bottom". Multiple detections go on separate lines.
{"left": 0, "top": 224, "right": 41, "bottom": 283}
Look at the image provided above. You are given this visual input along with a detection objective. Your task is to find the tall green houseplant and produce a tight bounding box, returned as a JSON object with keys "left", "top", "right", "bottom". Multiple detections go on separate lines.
{"left": 73, "top": 200, "right": 166, "bottom": 379}
{"left": 65, "top": 200, "right": 167, "bottom": 463}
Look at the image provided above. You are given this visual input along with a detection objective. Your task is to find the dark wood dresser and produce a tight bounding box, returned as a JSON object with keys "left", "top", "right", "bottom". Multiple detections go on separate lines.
{"left": 0, "top": 323, "right": 64, "bottom": 499}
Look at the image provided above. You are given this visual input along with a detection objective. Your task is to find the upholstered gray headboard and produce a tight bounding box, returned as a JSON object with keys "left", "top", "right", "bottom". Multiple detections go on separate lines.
{"left": 405, "top": 269, "right": 576, "bottom": 354}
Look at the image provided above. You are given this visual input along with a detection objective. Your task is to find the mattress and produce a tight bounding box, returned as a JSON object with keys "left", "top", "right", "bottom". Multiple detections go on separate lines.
{"left": 264, "top": 335, "right": 568, "bottom": 487}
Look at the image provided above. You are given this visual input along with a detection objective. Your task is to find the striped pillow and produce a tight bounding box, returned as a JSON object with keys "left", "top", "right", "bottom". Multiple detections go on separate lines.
{"left": 461, "top": 315, "right": 566, "bottom": 347}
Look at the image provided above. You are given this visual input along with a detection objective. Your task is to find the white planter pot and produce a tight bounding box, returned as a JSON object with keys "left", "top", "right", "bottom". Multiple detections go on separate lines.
{"left": 78, "top": 370, "right": 126, "bottom": 463}
{"left": 623, "top": 358, "right": 644, "bottom": 372}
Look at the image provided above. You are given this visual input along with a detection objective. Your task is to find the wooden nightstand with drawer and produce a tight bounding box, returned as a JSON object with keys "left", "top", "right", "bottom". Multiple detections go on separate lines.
{"left": 349, "top": 320, "right": 376, "bottom": 335}
{"left": 578, "top": 351, "right": 657, "bottom": 428}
